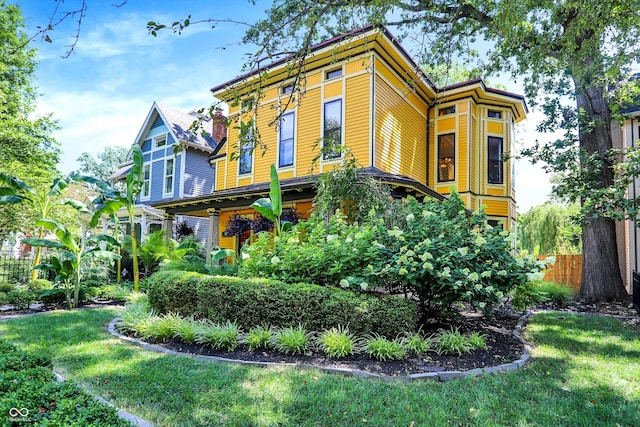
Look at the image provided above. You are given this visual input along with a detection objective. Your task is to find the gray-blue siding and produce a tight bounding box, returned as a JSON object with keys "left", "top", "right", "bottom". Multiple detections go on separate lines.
{"left": 181, "top": 216, "right": 209, "bottom": 244}
{"left": 183, "top": 150, "right": 215, "bottom": 197}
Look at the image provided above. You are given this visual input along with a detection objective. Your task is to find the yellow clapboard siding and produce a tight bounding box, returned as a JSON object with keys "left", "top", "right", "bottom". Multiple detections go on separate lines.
{"left": 324, "top": 81, "right": 342, "bottom": 98}
{"left": 296, "top": 87, "right": 322, "bottom": 174}
{"left": 305, "top": 71, "right": 322, "bottom": 87}
{"left": 345, "top": 74, "right": 371, "bottom": 166}
{"left": 480, "top": 199, "right": 509, "bottom": 217}
{"left": 346, "top": 57, "right": 370, "bottom": 74}
{"left": 238, "top": 177, "right": 252, "bottom": 187}
{"left": 279, "top": 170, "right": 294, "bottom": 180}
{"left": 487, "top": 187, "right": 507, "bottom": 196}
{"left": 488, "top": 121, "right": 503, "bottom": 134}
{"left": 374, "top": 75, "right": 427, "bottom": 185}
{"left": 438, "top": 117, "right": 456, "bottom": 132}
{"left": 375, "top": 59, "right": 425, "bottom": 113}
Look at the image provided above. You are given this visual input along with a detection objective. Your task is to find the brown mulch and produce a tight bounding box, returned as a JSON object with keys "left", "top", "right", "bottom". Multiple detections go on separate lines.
{"left": 142, "top": 314, "right": 524, "bottom": 376}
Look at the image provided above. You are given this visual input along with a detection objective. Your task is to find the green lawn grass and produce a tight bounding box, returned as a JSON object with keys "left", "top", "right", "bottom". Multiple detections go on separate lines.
{"left": 1, "top": 308, "right": 639, "bottom": 426}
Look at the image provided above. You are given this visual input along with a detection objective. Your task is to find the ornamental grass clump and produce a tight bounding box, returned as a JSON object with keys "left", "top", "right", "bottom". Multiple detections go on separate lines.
{"left": 403, "top": 331, "right": 434, "bottom": 356}
{"left": 170, "top": 315, "right": 199, "bottom": 344}
{"left": 317, "top": 325, "right": 360, "bottom": 358}
{"left": 435, "top": 328, "right": 487, "bottom": 355}
{"left": 243, "top": 325, "right": 275, "bottom": 351}
{"left": 137, "top": 312, "right": 182, "bottom": 341}
{"left": 271, "top": 325, "right": 310, "bottom": 355}
{"left": 364, "top": 334, "right": 407, "bottom": 361}
{"left": 195, "top": 320, "right": 241, "bottom": 351}
{"left": 119, "top": 298, "right": 155, "bottom": 333}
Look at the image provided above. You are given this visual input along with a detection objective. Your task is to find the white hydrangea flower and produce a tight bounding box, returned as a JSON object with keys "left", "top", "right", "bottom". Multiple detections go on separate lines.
{"left": 241, "top": 252, "right": 250, "bottom": 260}
{"left": 339, "top": 279, "right": 350, "bottom": 288}
{"left": 360, "top": 282, "right": 368, "bottom": 291}
{"left": 326, "top": 234, "right": 338, "bottom": 242}
{"left": 345, "top": 237, "right": 353, "bottom": 243}
{"left": 497, "top": 270, "right": 507, "bottom": 277}
{"left": 457, "top": 247, "right": 469, "bottom": 256}
{"left": 398, "top": 267, "right": 408, "bottom": 275}
{"left": 406, "top": 213, "right": 415, "bottom": 222}
{"left": 468, "top": 272, "right": 480, "bottom": 282}
{"left": 475, "top": 235, "right": 487, "bottom": 245}
{"left": 481, "top": 270, "right": 492, "bottom": 278}
{"left": 422, "top": 262, "right": 434, "bottom": 271}
{"left": 270, "top": 255, "right": 280, "bottom": 265}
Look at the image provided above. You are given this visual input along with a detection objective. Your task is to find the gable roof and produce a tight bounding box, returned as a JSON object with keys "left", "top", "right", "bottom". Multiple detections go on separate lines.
{"left": 132, "top": 102, "right": 218, "bottom": 154}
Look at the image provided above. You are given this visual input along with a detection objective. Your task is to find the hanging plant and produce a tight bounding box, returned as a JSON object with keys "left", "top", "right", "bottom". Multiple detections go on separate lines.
{"left": 222, "top": 214, "right": 252, "bottom": 237}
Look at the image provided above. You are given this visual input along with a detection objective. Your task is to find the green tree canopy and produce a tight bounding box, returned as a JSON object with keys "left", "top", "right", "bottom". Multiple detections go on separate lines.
{"left": 518, "top": 204, "right": 582, "bottom": 255}
{"left": 76, "top": 146, "right": 129, "bottom": 182}
{"left": 0, "top": 2, "right": 61, "bottom": 241}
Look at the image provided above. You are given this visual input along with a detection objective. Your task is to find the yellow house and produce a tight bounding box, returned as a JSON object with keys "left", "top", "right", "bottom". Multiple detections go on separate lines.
{"left": 154, "top": 25, "right": 527, "bottom": 252}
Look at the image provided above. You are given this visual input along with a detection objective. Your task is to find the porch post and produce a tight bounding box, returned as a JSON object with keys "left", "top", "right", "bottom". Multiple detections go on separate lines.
{"left": 206, "top": 209, "right": 220, "bottom": 263}
{"left": 162, "top": 214, "right": 174, "bottom": 241}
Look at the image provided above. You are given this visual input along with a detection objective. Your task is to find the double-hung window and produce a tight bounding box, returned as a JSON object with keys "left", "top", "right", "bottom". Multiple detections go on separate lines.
{"left": 142, "top": 163, "right": 151, "bottom": 198}
{"left": 488, "top": 136, "right": 504, "bottom": 184}
{"left": 279, "top": 111, "right": 295, "bottom": 168}
{"left": 323, "top": 99, "right": 342, "bottom": 160}
{"left": 239, "top": 127, "right": 253, "bottom": 175}
{"left": 438, "top": 133, "right": 455, "bottom": 182}
{"left": 164, "top": 158, "right": 174, "bottom": 194}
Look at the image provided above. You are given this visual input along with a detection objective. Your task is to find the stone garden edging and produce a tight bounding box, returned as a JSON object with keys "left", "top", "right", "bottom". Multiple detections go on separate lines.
{"left": 107, "top": 312, "right": 533, "bottom": 382}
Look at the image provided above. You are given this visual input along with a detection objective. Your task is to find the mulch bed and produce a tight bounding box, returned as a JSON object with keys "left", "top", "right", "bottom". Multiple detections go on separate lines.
{"left": 141, "top": 313, "right": 524, "bottom": 377}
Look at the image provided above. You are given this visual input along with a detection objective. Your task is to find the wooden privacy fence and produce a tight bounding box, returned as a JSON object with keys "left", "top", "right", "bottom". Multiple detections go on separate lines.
{"left": 537, "top": 254, "right": 582, "bottom": 291}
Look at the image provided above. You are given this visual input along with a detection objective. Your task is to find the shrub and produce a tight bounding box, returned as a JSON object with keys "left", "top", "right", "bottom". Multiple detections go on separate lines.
{"left": 243, "top": 325, "right": 274, "bottom": 351}
{"left": 316, "top": 325, "right": 360, "bottom": 358}
{"left": 403, "top": 331, "right": 433, "bottom": 356}
{"left": 27, "top": 279, "right": 52, "bottom": 293}
{"left": 240, "top": 192, "right": 547, "bottom": 318}
{"left": 146, "top": 271, "right": 418, "bottom": 337}
{"left": 194, "top": 320, "right": 241, "bottom": 351}
{"left": 271, "top": 325, "right": 310, "bottom": 355}
{"left": 364, "top": 334, "right": 407, "bottom": 361}
{"left": 0, "top": 291, "right": 6, "bottom": 305}
{"left": 6, "top": 289, "right": 34, "bottom": 310}
{"left": 0, "top": 282, "right": 15, "bottom": 293}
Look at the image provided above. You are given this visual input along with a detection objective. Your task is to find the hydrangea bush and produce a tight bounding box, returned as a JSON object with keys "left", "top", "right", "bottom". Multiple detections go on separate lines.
{"left": 240, "top": 192, "right": 546, "bottom": 317}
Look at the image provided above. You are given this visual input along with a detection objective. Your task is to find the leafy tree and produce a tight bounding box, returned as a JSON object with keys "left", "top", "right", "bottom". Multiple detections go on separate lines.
{"left": 0, "top": 3, "right": 60, "bottom": 241}
{"left": 75, "top": 146, "right": 129, "bottom": 181}
{"left": 518, "top": 204, "right": 582, "bottom": 255}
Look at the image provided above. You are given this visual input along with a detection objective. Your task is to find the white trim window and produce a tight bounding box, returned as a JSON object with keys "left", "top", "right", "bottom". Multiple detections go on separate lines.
{"left": 488, "top": 136, "right": 504, "bottom": 184}
{"left": 141, "top": 163, "right": 151, "bottom": 199}
{"left": 154, "top": 134, "right": 167, "bottom": 149}
{"left": 323, "top": 99, "right": 342, "bottom": 160}
{"left": 278, "top": 111, "right": 295, "bottom": 168}
{"left": 164, "top": 158, "right": 174, "bottom": 195}
{"left": 239, "top": 126, "right": 253, "bottom": 175}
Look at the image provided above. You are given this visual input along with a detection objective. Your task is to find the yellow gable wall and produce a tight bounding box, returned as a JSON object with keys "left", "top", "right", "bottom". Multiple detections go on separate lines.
{"left": 218, "top": 57, "right": 372, "bottom": 190}
{"left": 373, "top": 58, "right": 428, "bottom": 184}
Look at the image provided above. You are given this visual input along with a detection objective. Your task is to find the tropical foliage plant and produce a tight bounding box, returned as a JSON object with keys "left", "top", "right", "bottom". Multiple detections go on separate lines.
{"left": 23, "top": 219, "right": 120, "bottom": 308}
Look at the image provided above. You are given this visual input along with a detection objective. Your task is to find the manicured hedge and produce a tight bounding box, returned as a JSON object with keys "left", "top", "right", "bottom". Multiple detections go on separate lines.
{"left": 0, "top": 340, "right": 130, "bottom": 426}
{"left": 146, "top": 271, "right": 419, "bottom": 337}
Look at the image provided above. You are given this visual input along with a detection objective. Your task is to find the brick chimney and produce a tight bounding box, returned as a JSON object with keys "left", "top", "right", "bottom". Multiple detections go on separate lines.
{"left": 212, "top": 110, "right": 227, "bottom": 144}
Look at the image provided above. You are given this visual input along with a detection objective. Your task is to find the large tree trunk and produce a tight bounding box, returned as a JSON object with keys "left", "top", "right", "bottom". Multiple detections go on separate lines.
{"left": 575, "top": 82, "right": 630, "bottom": 301}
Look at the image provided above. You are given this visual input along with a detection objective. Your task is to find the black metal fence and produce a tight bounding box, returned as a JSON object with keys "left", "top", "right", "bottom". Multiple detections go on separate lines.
{"left": 0, "top": 251, "right": 52, "bottom": 284}
{"left": 633, "top": 271, "right": 640, "bottom": 316}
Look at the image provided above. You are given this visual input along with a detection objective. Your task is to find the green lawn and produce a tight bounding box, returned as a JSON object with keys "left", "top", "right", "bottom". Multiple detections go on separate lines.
{"left": 1, "top": 308, "right": 639, "bottom": 426}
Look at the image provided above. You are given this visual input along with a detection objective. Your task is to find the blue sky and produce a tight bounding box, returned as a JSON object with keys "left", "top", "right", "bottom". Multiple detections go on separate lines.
{"left": 16, "top": 0, "right": 552, "bottom": 211}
